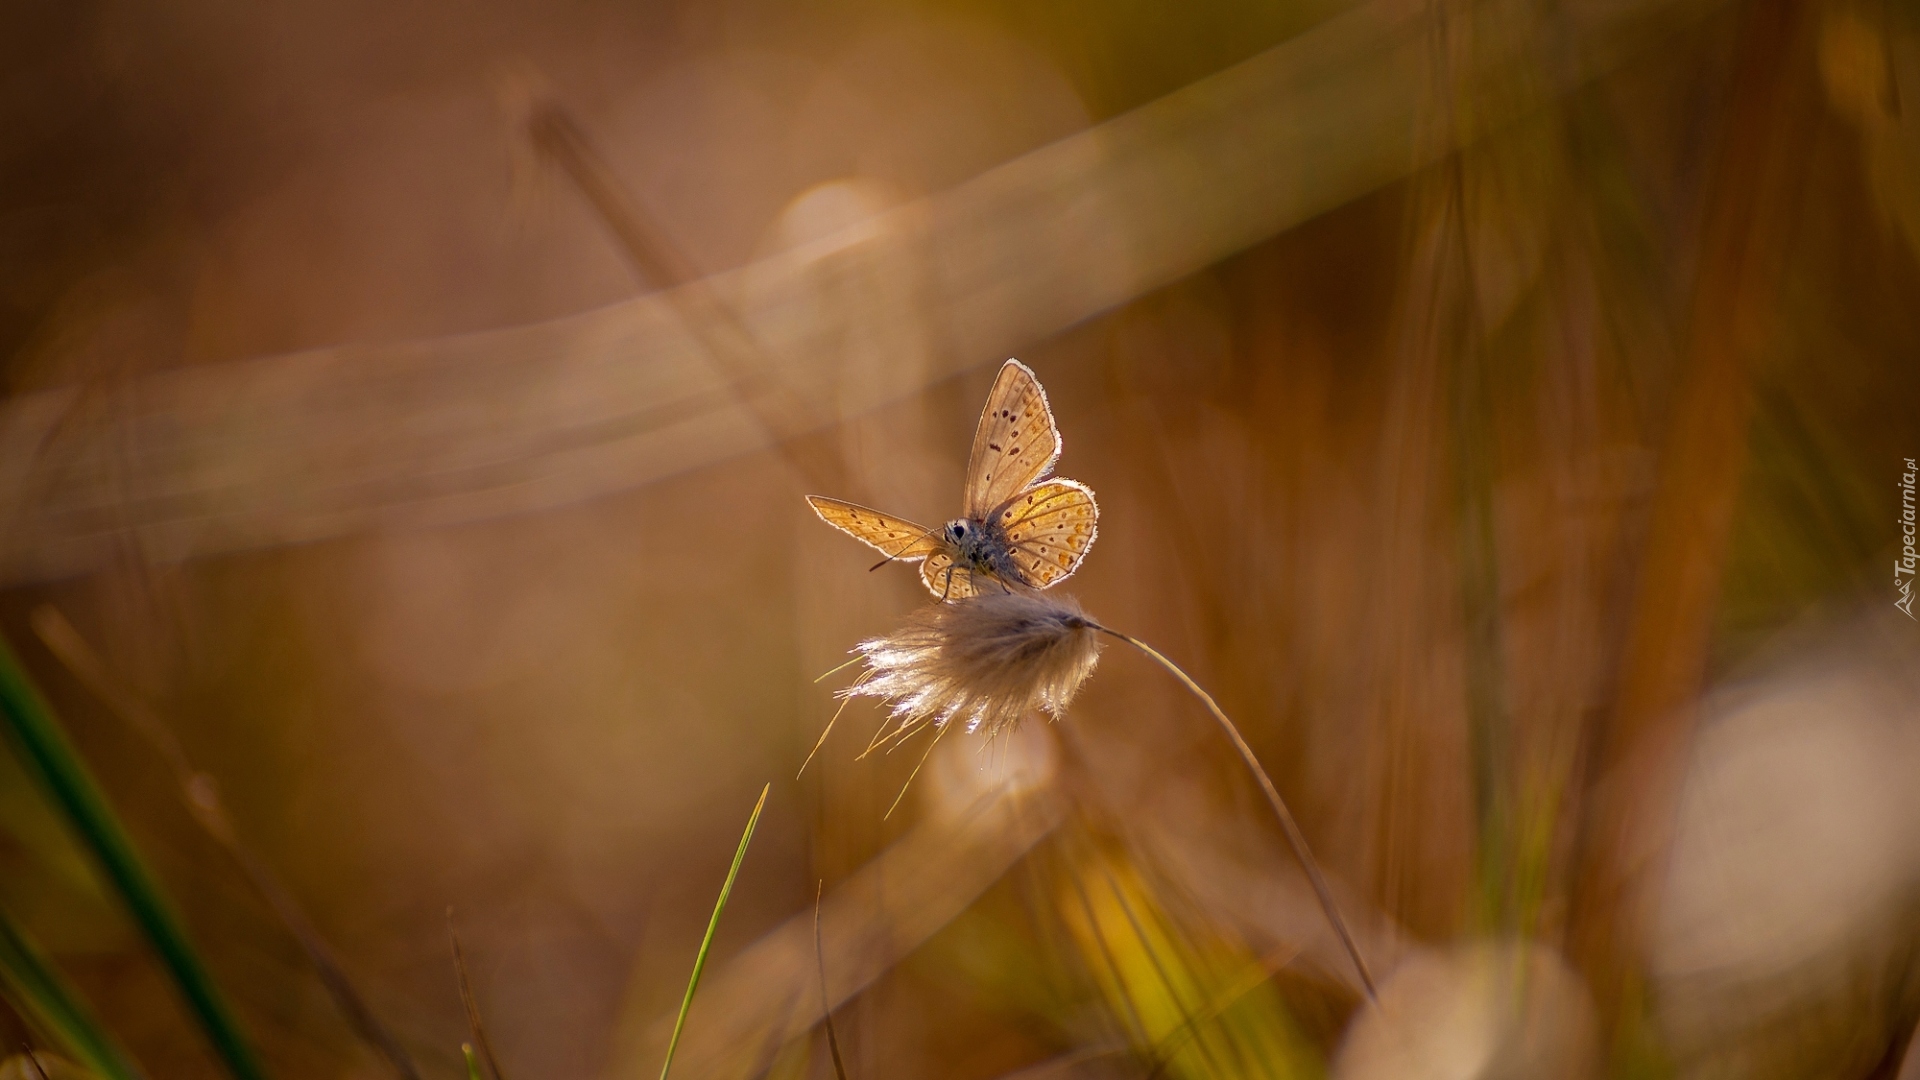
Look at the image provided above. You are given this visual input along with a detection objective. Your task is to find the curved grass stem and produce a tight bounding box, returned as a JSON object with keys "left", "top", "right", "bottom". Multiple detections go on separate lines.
{"left": 1093, "top": 626, "right": 1379, "bottom": 1004}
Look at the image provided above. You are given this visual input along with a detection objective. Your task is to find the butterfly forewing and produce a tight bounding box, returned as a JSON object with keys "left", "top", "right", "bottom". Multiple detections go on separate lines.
{"left": 994, "top": 479, "right": 1098, "bottom": 588}
{"left": 806, "top": 497, "right": 941, "bottom": 561}
{"left": 963, "top": 360, "right": 1062, "bottom": 519}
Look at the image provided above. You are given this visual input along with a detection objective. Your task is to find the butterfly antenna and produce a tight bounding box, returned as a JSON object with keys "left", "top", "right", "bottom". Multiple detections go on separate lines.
{"left": 868, "top": 525, "right": 942, "bottom": 572}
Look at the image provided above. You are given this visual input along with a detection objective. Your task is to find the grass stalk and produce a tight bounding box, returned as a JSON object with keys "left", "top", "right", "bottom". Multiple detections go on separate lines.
{"left": 1093, "top": 627, "right": 1379, "bottom": 1003}
{"left": 525, "top": 102, "right": 848, "bottom": 493}
{"left": 0, "top": 635, "right": 267, "bottom": 1080}
{"left": 0, "top": 903, "right": 144, "bottom": 1080}
{"left": 812, "top": 882, "right": 849, "bottom": 1080}
{"left": 659, "top": 783, "right": 769, "bottom": 1080}
{"left": 448, "top": 916, "right": 504, "bottom": 1080}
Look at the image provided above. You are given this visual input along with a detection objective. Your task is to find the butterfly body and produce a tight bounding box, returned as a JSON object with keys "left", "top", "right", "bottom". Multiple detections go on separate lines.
{"left": 941, "top": 516, "right": 1016, "bottom": 582}
{"left": 808, "top": 360, "right": 1098, "bottom": 600}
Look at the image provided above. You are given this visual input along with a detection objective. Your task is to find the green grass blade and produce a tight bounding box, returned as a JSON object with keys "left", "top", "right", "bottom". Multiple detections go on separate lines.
{"left": 461, "top": 1044, "right": 485, "bottom": 1080}
{"left": 658, "top": 783, "right": 768, "bottom": 1080}
{"left": 0, "top": 635, "right": 268, "bottom": 1080}
{"left": 0, "top": 902, "right": 144, "bottom": 1080}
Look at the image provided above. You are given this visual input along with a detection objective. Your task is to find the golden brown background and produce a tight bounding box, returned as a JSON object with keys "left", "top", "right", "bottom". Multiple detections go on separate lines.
{"left": 1, "top": 0, "right": 1918, "bottom": 1076}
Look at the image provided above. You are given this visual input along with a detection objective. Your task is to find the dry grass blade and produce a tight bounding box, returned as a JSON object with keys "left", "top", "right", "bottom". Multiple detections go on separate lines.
{"left": 660, "top": 783, "right": 770, "bottom": 1080}
{"left": 813, "top": 883, "right": 849, "bottom": 1080}
{"left": 30, "top": 607, "right": 423, "bottom": 1080}
{"left": 1052, "top": 836, "right": 1315, "bottom": 1078}
{"left": 447, "top": 915, "right": 505, "bottom": 1080}
{"left": 19, "top": 1048, "right": 49, "bottom": 1080}
{"left": 1057, "top": 850, "right": 1155, "bottom": 1053}
{"left": 1082, "top": 857, "right": 1226, "bottom": 1077}
{"left": 1139, "top": 942, "right": 1309, "bottom": 1080}
{"left": 525, "top": 100, "right": 846, "bottom": 493}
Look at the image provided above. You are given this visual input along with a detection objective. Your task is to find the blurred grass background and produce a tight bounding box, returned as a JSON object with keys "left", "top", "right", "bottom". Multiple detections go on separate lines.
{"left": 0, "top": 0, "right": 1918, "bottom": 1076}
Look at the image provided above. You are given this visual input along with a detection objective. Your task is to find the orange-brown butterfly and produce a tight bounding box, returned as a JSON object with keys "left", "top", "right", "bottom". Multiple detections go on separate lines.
{"left": 808, "top": 359, "right": 1098, "bottom": 600}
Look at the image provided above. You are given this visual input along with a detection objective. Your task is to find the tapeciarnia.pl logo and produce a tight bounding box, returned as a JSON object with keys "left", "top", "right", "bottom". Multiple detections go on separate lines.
{"left": 1899, "top": 457, "right": 1917, "bottom": 620}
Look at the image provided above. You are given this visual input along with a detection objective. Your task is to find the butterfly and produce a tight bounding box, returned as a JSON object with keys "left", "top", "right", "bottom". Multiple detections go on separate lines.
{"left": 808, "top": 359, "right": 1098, "bottom": 600}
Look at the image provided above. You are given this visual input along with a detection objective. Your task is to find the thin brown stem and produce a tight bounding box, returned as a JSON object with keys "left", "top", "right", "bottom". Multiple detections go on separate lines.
{"left": 812, "top": 883, "right": 849, "bottom": 1080}
{"left": 525, "top": 101, "right": 847, "bottom": 494}
{"left": 1093, "top": 626, "right": 1378, "bottom": 1003}
{"left": 447, "top": 914, "right": 506, "bottom": 1080}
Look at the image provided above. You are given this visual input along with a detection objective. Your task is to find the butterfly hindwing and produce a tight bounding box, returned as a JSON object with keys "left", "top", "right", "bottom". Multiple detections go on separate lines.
{"left": 963, "top": 360, "right": 1062, "bottom": 519}
{"left": 994, "top": 479, "right": 1098, "bottom": 589}
{"left": 806, "top": 497, "right": 942, "bottom": 562}
{"left": 920, "top": 551, "right": 980, "bottom": 600}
